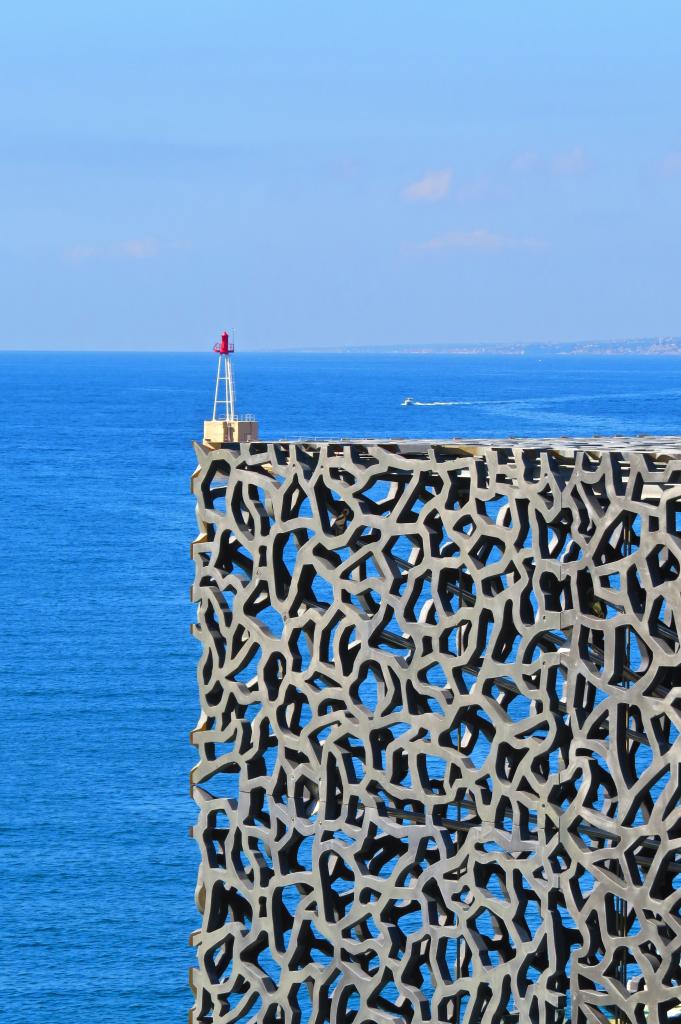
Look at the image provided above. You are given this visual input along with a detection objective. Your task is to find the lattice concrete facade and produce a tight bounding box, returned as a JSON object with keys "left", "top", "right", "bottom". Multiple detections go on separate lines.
{"left": 190, "top": 439, "right": 681, "bottom": 1024}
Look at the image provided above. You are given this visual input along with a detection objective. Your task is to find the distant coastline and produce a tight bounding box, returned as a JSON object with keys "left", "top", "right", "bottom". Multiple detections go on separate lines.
{"left": 3, "top": 336, "right": 681, "bottom": 356}
{"left": 342, "top": 336, "right": 681, "bottom": 357}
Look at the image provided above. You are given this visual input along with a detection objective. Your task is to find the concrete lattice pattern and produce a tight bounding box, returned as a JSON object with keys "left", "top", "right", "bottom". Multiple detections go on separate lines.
{"left": 190, "top": 439, "right": 681, "bottom": 1024}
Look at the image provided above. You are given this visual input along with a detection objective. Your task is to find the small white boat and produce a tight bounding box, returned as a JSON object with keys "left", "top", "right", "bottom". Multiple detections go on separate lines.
{"left": 402, "top": 396, "right": 414, "bottom": 406}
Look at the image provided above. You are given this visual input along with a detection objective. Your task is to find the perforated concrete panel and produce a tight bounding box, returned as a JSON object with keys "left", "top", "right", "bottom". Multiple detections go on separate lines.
{"left": 190, "top": 439, "right": 681, "bottom": 1024}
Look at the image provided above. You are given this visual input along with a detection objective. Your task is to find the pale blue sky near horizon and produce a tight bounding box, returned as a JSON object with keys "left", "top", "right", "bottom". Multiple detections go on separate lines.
{"left": 2, "top": 2, "right": 681, "bottom": 352}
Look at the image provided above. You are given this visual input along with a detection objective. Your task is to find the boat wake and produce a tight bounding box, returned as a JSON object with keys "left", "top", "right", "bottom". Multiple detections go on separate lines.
{"left": 403, "top": 398, "right": 508, "bottom": 407}
{"left": 402, "top": 387, "right": 681, "bottom": 410}
{"left": 408, "top": 400, "right": 469, "bottom": 406}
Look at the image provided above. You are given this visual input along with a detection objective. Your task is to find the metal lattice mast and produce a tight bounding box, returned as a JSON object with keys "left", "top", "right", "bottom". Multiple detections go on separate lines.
{"left": 212, "top": 331, "right": 236, "bottom": 421}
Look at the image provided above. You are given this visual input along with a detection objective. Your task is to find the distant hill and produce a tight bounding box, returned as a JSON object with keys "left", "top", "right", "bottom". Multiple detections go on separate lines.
{"left": 354, "top": 336, "right": 681, "bottom": 356}
{"left": 526, "top": 337, "right": 681, "bottom": 356}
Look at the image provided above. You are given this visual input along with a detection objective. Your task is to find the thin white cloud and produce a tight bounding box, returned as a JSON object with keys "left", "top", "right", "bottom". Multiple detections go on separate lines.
{"left": 551, "top": 146, "right": 587, "bottom": 176}
{"left": 408, "top": 229, "right": 544, "bottom": 253}
{"left": 66, "top": 244, "right": 99, "bottom": 262}
{"left": 453, "top": 175, "right": 507, "bottom": 203}
{"left": 510, "top": 150, "right": 540, "bottom": 174}
{"left": 510, "top": 146, "right": 588, "bottom": 177}
{"left": 402, "top": 168, "right": 452, "bottom": 202}
{"left": 66, "top": 237, "right": 159, "bottom": 263}
{"left": 115, "top": 238, "right": 158, "bottom": 259}
{"left": 660, "top": 152, "right": 681, "bottom": 177}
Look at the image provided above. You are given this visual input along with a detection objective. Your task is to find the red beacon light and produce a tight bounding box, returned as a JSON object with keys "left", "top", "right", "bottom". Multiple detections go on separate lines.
{"left": 213, "top": 331, "right": 234, "bottom": 355}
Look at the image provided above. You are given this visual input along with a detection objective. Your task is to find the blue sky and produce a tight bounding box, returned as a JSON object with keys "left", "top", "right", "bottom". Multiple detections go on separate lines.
{"left": 2, "top": 2, "right": 681, "bottom": 350}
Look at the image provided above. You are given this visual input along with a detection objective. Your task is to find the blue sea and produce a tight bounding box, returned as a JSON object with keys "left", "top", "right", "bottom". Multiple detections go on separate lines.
{"left": 2, "top": 352, "right": 681, "bottom": 1023}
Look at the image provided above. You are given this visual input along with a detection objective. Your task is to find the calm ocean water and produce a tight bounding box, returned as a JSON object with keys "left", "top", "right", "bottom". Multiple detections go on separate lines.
{"left": 2, "top": 352, "right": 681, "bottom": 1022}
